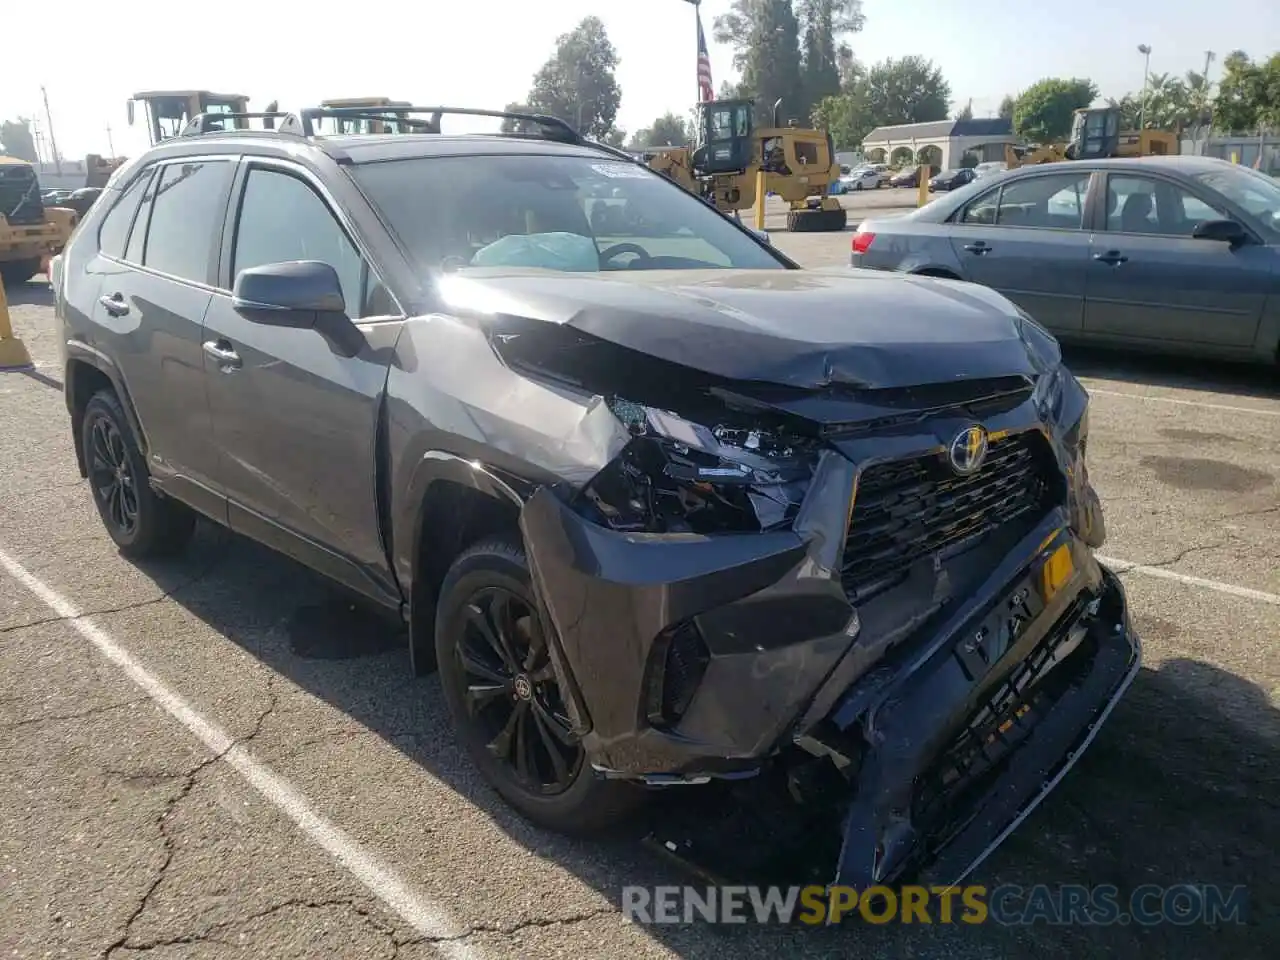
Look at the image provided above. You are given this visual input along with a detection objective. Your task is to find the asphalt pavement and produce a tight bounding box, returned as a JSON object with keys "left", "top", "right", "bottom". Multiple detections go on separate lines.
{"left": 1, "top": 260, "right": 1276, "bottom": 959}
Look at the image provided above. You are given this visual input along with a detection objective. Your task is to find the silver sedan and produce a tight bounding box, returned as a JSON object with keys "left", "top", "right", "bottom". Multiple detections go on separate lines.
{"left": 850, "top": 155, "right": 1280, "bottom": 366}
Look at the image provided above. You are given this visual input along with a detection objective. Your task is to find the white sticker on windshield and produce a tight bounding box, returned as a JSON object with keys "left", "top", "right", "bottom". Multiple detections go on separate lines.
{"left": 592, "top": 163, "right": 649, "bottom": 179}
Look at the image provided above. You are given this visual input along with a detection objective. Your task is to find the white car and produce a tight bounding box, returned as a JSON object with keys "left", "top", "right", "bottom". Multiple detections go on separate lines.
{"left": 834, "top": 167, "right": 883, "bottom": 193}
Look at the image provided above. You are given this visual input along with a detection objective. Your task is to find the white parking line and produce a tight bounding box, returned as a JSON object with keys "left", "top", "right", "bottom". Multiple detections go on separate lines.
{"left": 1098, "top": 554, "right": 1280, "bottom": 607}
{"left": 1086, "top": 386, "right": 1280, "bottom": 418}
{"left": 0, "top": 546, "right": 481, "bottom": 960}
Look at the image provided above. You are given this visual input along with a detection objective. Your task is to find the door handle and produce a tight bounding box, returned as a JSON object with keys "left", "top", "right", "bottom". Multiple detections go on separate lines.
{"left": 962, "top": 241, "right": 991, "bottom": 254}
{"left": 202, "top": 339, "right": 242, "bottom": 370}
{"left": 98, "top": 294, "right": 130, "bottom": 317}
{"left": 1093, "top": 250, "right": 1128, "bottom": 266}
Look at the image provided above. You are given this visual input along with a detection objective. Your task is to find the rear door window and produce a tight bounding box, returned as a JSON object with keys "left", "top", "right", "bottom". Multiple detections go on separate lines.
{"left": 97, "top": 169, "right": 154, "bottom": 260}
{"left": 139, "top": 160, "right": 234, "bottom": 284}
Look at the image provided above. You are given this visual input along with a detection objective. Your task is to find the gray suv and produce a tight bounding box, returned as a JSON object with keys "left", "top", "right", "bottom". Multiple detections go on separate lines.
{"left": 53, "top": 105, "right": 1139, "bottom": 889}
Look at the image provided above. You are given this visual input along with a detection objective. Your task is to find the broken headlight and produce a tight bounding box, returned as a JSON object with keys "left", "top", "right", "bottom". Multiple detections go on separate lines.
{"left": 574, "top": 399, "right": 818, "bottom": 534}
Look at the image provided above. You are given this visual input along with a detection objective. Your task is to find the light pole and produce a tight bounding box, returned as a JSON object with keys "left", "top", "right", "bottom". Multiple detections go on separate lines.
{"left": 1137, "top": 44, "right": 1152, "bottom": 130}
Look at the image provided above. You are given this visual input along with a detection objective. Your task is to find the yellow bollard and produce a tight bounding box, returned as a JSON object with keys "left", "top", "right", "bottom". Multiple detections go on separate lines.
{"left": 917, "top": 164, "right": 930, "bottom": 208}
{"left": 0, "top": 279, "right": 35, "bottom": 372}
{"left": 754, "top": 167, "right": 767, "bottom": 230}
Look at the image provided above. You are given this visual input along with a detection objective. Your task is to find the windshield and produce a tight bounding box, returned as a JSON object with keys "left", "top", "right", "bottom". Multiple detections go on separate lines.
{"left": 349, "top": 154, "right": 787, "bottom": 273}
{"left": 1191, "top": 165, "right": 1280, "bottom": 232}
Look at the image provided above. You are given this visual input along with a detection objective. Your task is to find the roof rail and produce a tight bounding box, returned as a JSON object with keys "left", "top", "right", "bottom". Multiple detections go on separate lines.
{"left": 179, "top": 112, "right": 303, "bottom": 137}
{"left": 297, "top": 105, "right": 582, "bottom": 142}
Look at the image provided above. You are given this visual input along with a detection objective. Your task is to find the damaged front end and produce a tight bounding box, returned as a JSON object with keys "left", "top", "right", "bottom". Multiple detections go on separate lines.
{"left": 469, "top": 299, "right": 1138, "bottom": 890}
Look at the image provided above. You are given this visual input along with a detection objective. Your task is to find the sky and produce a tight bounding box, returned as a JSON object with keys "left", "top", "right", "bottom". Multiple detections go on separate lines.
{"left": 3, "top": 0, "right": 1277, "bottom": 160}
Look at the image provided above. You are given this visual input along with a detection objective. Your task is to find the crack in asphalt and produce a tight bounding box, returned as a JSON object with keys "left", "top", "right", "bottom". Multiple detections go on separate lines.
{"left": 114, "top": 896, "right": 399, "bottom": 956}
{"left": 0, "top": 697, "right": 150, "bottom": 731}
{"left": 0, "top": 533, "right": 232, "bottom": 636}
{"left": 431, "top": 905, "right": 620, "bottom": 944}
{"left": 1217, "top": 503, "right": 1280, "bottom": 522}
{"left": 100, "top": 677, "right": 279, "bottom": 960}
{"left": 1121, "top": 538, "right": 1233, "bottom": 571}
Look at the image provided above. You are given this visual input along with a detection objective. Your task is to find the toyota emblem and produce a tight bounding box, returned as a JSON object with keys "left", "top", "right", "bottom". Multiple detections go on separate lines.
{"left": 948, "top": 425, "right": 989, "bottom": 476}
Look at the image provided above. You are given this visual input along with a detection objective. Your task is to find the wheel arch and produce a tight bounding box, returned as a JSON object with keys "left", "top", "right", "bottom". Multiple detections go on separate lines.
{"left": 401, "top": 452, "right": 527, "bottom": 675}
{"left": 909, "top": 265, "right": 963, "bottom": 281}
{"left": 64, "top": 345, "right": 148, "bottom": 478}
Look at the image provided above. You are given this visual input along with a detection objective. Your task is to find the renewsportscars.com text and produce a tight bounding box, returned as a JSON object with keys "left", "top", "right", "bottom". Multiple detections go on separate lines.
{"left": 622, "top": 884, "right": 1249, "bottom": 926}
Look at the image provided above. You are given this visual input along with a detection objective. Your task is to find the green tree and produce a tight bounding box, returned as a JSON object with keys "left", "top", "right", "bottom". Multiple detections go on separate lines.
{"left": 1012, "top": 77, "right": 1098, "bottom": 142}
{"left": 797, "top": 1, "right": 866, "bottom": 113}
{"left": 602, "top": 128, "right": 627, "bottom": 148}
{"left": 521, "top": 16, "right": 622, "bottom": 139}
{"left": 649, "top": 112, "right": 690, "bottom": 146}
{"left": 810, "top": 90, "right": 874, "bottom": 149}
{"left": 0, "top": 118, "right": 38, "bottom": 162}
{"left": 862, "top": 56, "right": 951, "bottom": 125}
{"left": 715, "top": 0, "right": 805, "bottom": 122}
{"left": 998, "top": 94, "right": 1016, "bottom": 120}
{"left": 1212, "top": 51, "right": 1280, "bottom": 132}
{"left": 954, "top": 101, "right": 973, "bottom": 121}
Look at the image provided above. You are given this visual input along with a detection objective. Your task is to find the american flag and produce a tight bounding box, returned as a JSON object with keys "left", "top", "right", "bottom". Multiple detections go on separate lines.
{"left": 696, "top": 10, "right": 714, "bottom": 102}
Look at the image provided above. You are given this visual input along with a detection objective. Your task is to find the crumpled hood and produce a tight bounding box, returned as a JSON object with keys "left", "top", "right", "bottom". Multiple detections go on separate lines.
{"left": 436, "top": 267, "right": 1037, "bottom": 389}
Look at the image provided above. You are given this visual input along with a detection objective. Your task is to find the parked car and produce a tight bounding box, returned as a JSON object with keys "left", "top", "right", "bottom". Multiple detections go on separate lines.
{"left": 833, "top": 166, "right": 882, "bottom": 193}
{"left": 54, "top": 105, "right": 1137, "bottom": 890}
{"left": 851, "top": 155, "right": 1280, "bottom": 365}
{"left": 973, "top": 161, "right": 1009, "bottom": 180}
{"left": 929, "top": 168, "right": 977, "bottom": 191}
{"left": 889, "top": 165, "right": 936, "bottom": 188}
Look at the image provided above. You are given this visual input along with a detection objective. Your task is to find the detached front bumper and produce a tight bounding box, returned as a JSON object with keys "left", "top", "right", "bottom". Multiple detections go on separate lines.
{"left": 833, "top": 562, "right": 1139, "bottom": 888}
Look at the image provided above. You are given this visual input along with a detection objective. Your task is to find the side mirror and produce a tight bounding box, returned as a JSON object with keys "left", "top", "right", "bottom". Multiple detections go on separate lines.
{"left": 233, "top": 260, "right": 346, "bottom": 324}
{"left": 1191, "top": 218, "right": 1248, "bottom": 246}
{"left": 233, "top": 261, "right": 364, "bottom": 356}
{"left": 126, "top": 100, "right": 135, "bottom": 126}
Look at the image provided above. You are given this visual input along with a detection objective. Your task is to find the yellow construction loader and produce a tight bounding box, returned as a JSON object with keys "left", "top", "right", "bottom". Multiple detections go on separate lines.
{"left": 1005, "top": 105, "right": 1178, "bottom": 169}
{"left": 317, "top": 98, "right": 419, "bottom": 134}
{"left": 0, "top": 156, "right": 76, "bottom": 286}
{"left": 643, "top": 98, "right": 846, "bottom": 232}
{"left": 127, "top": 90, "right": 258, "bottom": 145}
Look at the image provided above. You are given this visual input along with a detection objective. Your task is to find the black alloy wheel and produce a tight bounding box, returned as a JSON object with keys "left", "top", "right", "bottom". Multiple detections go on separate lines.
{"left": 434, "top": 539, "right": 644, "bottom": 834}
{"left": 456, "top": 585, "right": 583, "bottom": 795}
{"left": 80, "top": 389, "right": 195, "bottom": 558}
{"left": 87, "top": 415, "right": 139, "bottom": 537}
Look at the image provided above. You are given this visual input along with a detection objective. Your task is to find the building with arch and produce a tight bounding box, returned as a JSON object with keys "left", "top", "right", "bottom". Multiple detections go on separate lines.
{"left": 861, "top": 118, "right": 1015, "bottom": 169}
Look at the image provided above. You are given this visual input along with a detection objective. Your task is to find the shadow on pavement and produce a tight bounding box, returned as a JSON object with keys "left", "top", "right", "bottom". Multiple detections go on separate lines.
{"left": 4, "top": 278, "right": 54, "bottom": 308}
{"left": 1064, "top": 343, "right": 1280, "bottom": 402}
{"left": 125, "top": 526, "right": 1276, "bottom": 959}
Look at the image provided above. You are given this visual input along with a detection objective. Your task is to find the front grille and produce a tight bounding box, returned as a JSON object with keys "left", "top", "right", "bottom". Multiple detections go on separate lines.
{"left": 0, "top": 165, "right": 45, "bottom": 226}
{"left": 842, "top": 431, "right": 1054, "bottom": 599}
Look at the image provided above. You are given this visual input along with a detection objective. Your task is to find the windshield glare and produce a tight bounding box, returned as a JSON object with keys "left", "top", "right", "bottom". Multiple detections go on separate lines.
{"left": 349, "top": 154, "right": 787, "bottom": 274}
{"left": 1192, "top": 166, "right": 1280, "bottom": 230}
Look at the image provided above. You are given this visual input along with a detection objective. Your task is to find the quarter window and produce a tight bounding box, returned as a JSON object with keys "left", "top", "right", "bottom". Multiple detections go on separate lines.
{"left": 141, "top": 160, "right": 234, "bottom": 283}
{"left": 97, "top": 168, "right": 154, "bottom": 260}
{"left": 231, "top": 167, "right": 382, "bottom": 319}
{"left": 1105, "top": 175, "right": 1228, "bottom": 237}
{"left": 960, "top": 172, "right": 1091, "bottom": 229}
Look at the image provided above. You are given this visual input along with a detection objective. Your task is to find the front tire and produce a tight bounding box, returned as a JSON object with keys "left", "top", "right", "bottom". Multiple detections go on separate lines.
{"left": 81, "top": 390, "right": 196, "bottom": 558}
{"left": 435, "top": 538, "right": 644, "bottom": 834}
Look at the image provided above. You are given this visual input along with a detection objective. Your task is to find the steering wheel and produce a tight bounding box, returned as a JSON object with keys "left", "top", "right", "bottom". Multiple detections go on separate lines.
{"left": 599, "top": 242, "right": 653, "bottom": 268}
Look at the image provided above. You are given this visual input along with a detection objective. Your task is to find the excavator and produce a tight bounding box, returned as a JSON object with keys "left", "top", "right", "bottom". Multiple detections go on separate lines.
{"left": 643, "top": 98, "right": 846, "bottom": 232}
{"left": 1005, "top": 105, "right": 1178, "bottom": 168}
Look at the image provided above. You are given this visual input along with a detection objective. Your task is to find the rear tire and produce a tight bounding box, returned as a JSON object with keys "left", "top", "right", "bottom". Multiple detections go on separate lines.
{"left": 81, "top": 390, "right": 196, "bottom": 559}
{"left": 435, "top": 538, "right": 645, "bottom": 835}
{"left": 1, "top": 257, "right": 42, "bottom": 286}
{"left": 787, "top": 207, "right": 848, "bottom": 232}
